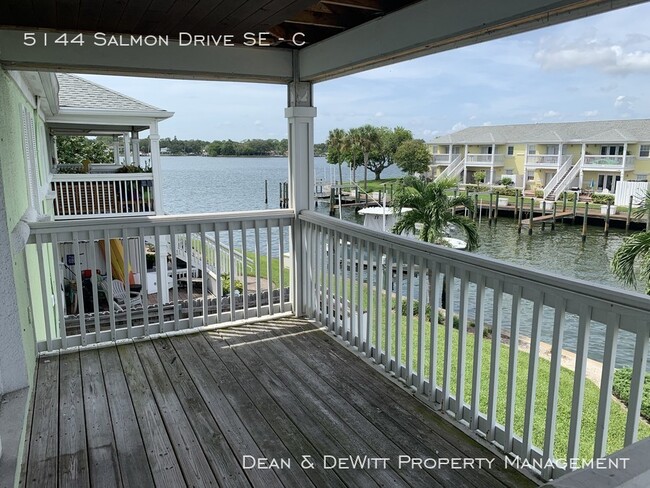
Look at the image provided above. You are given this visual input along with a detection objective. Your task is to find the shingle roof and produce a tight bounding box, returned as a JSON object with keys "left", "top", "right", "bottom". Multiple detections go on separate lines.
{"left": 432, "top": 120, "right": 650, "bottom": 145}
{"left": 56, "top": 73, "right": 167, "bottom": 113}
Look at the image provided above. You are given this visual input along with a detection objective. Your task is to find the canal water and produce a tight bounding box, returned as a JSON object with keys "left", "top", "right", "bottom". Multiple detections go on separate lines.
{"left": 161, "top": 156, "right": 646, "bottom": 366}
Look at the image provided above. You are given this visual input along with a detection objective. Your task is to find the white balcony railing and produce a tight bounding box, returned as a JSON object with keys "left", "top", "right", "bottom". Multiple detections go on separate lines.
{"left": 465, "top": 154, "right": 505, "bottom": 165}
{"left": 27, "top": 209, "right": 294, "bottom": 351}
{"left": 299, "top": 210, "right": 650, "bottom": 482}
{"left": 433, "top": 154, "right": 455, "bottom": 165}
{"left": 526, "top": 154, "right": 563, "bottom": 166}
{"left": 51, "top": 173, "right": 156, "bottom": 219}
{"left": 583, "top": 155, "right": 635, "bottom": 169}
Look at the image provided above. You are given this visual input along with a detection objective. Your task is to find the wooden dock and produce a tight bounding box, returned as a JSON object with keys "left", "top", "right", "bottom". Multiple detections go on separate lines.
{"left": 22, "top": 319, "right": 535, "bottom": 488}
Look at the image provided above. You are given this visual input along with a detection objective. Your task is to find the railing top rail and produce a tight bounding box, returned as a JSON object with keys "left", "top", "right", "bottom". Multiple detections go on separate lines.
{"left": 52, "top": 173, "right": 155, "bottom": 181}
{"left": 29, "top": 208, "right": 295, "bottom": 236}
{"left": 299, "top": 210, "right": 650, "bottom": 315}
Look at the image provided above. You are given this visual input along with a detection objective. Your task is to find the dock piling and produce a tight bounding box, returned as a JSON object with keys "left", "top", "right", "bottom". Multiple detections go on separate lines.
{"left": 541, "top": 200, "right": 547, "bottom": 231}
{"left": 494, "top": 192, "right": 499, "bottom": 226}
{"left": 514, "top": 189, "right": 519, "bottom": 219}
{"left": 572, "top": 196, "right": 578, "bottom": 224}
{"left": 581, "top": 202, "right": 589, "bottom": 242}
{"left": 604, "top": 202, "right": 611, "bottom": 237}
{"left": 488, "top": 193, "right": 493, "bottom": 227}
{"left": 528, "top": 198, "right": 534, "bottom": 235}
{"left": 551, "top": 202, "right": 557, "bottom": 230}
{"left": 626, "top": 195, "right": 633, "bottom": 233}
{"left": 517, "top": 195, "right": 523, "bottom": 233}
{"left": 473, "top": 193, "right": 478, "bottom": 220}
{"left": 264, "top": 180, "right": 268, "bottom": 204}
{"left": 329, "top": 187, "right": 336, "bottom": 216}
{"left": 562, "top": 192, "right": 568, "bottom": 212}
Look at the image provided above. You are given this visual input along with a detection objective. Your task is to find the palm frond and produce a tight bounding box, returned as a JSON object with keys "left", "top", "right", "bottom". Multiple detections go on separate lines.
{"left": 611, "top": 232, "right": 650, "bottom": 291}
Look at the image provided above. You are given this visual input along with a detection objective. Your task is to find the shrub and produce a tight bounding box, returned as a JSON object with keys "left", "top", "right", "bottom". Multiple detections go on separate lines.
{"left": 592, "top": 193, "right": 615, "bottom": 204}
{"left": 473, "top": 170, "right": 486, "bottom": 184}
{"left": 56, "top": 164, "right": 84, "bottom": 174}
{"left": 612, "top": 367, "right": 650, "bottom": 421}
{"left": 117, "top": 164, "right": 148, "bottom": 173}
{"left": 558, "top": 191, "right": 576, "bottom": 202}
{"left": 221, "top": 273, "right": 243, "bottom": 296}
{"left": 534, "top": 190, "right": 544, "bottom": 198}
{"left": 497, "top": 187, "right": 518, "bottom": 197}
{"left": 464, "top": 184, "right": 490, "bottom": 192}
{"left": 499, "top": 177, "right": 514, "bottom": 187}
{"left": 145, "top": 253, "right": 156, "bottom": 270}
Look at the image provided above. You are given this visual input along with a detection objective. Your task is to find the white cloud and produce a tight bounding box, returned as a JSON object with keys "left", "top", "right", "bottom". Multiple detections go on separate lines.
{"left": 451, "top": 122, "right": 466, "bottom": 132}
{"left": 543, "top": 110, "right": 560, "bottom": 118}
{"left": 469, "top": 115, "right": 477, "bottom": 120}
{"left": 614, "top": 95, "right": 635, "bottom": 109}
{"left": 583, "top": 110, "right": 599, "bottom": 117}
{"left": 535, "top": 36, "right": 650, "bottom": 74}
{"left": 253, "top": 120, "right": 262, "bottom": 126}
{"left": 482, "top": 121, "right": 493, "bottom": 126}
{"left": 374, "top": 111, "right": 384, "bottom": 118}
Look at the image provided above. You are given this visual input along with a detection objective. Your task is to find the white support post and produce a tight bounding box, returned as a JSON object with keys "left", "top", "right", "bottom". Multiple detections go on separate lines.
{"left": 579, "top": 143, "right": 586, "bottom": 189}
{"left": 448, "top": 144, "right": 452, "bottom": 164}
{"left": 149, "top": 121, "right": 163, "bottom": 216}
{"left": 286, "top": 81, "right": 316, "bottom": 317}
{"left": 558, "top": 143, "right": 563, "bottom": 166}
{"left": 112, "top": 135, "right": 120, "bottom": 165}
{"left": 621, "top": 142, "right": 628, "bottom": 186}
{"left": 123, "top": 132, "right": 131, "bottom": 165}
{"left": 131, "top": 130, "right": 140, "bottom": 167}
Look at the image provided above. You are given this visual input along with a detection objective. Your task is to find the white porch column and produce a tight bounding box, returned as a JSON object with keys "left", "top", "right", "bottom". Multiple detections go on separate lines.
{"left": 579, "top": 143, "right": 586, "bottom": 189}
{"left": 286, "top": 81, "right": 316, "bottom": 317}
{"left": 558, "top": 143, "right": 563, "bottom": 165}
{"left": 131, "top": 130, "right": 140, "bottom": 167}
{"left": 149, "top": 121, "right": 163, "bottom": 216}
{"left": 112, "top": 135, "right": 120, "bottom": 165}
{"left": 123, "top": 132, "right": 131, "bottom": 165}
{"left": 448, "top": 144, "right": 452, "bottom": 164}
{"left": 621, "top": 142, "right": 628, "bottom": 185}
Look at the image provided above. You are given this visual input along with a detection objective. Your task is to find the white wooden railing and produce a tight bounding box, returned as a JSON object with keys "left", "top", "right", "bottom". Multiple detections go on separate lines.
{"left": 583, "top": 155, "right": 635, "bottom": 168}
{"left": 51, "top": 173, "right": 155, "bottom": 219}
{"left": 465, "top": 154, "right": 505, "bottom": 165}
{"left": 175, "top": 232, "right": 254, "bottom": 281}
{"left": 27, "top": 209, "right": 293, "bottom": 352}
{"left": 527, "top": 154, "right": 564, "bottom": 166}
{"left": 299, "top": 210, "right": 650, "bottom": 481}
{"left": 433, "top": 154, "right": 455, "bottom": 165}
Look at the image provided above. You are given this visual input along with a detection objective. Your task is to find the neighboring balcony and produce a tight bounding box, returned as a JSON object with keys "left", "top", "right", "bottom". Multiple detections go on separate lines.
{"left": 465, "top": 153, "right": 505, "bottom": 166}
{"left": 525, "top": 154, "right": 572, "bottom": 169}
{"left": 51, "top": 172, "right": 156, "bottom": 219}
{"left": 432, "top": 154, "right": 456, "bottom": 165}
{"left": 582, "top": 155, "right": 635, "bottom": 171}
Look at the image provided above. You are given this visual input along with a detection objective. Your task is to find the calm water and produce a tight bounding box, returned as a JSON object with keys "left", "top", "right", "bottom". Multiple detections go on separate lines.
{"left": 161, "top": 156, "right": 645, "bottom": 366}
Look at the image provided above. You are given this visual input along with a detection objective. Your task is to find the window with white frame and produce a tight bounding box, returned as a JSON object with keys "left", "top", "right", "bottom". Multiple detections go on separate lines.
{"left": 527, "top": 144, "right": 536, "bottom": 155}
{"left": 526, "top": 170, "right": 535, "bottom": 180}
{"left": 637, "top": 174, "right": 648, "bottom": 182}
{"left": 507, "top": 146, "right": 514, "bottom": 156}
{"left": 640, "top": 145, "right": 650, "bottom": 157}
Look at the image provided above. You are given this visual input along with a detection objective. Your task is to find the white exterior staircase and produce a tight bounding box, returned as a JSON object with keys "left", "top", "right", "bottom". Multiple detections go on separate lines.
{"left": 434, "top": 154, "right": 464, "bottom": 182}
{"left": 543, "top": 155, "right": 580, "bottom": 201}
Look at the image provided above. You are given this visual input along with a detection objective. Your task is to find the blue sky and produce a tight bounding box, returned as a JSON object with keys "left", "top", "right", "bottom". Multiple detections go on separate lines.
{"left": 82, "top": 3, "right": 650, "bottom": 144}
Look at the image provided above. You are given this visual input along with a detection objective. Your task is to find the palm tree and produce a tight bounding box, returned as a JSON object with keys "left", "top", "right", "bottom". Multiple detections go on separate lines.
{"left": 326, "top": 128, "right": 347, "bottom": 186}
{"left": 356, "top": 125, "right": 380, "bottom": 191}
{"left": 392, "top": 176, "right": 479, "bottom": 251}
{"left": 611, "top": 189, "right": 650, "bottom": 294}
{"left": 611, "top": 232, "right": 650, "bottom": 294}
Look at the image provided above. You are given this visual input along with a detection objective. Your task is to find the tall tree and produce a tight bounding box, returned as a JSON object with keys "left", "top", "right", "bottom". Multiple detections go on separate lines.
{"left": 394, "top": 139, "right": 431, "bottom": 175}
{"left": 56, "top": 136, "right": 113, "bottom": 165}
{"left": 366, "top": 126, "right": 412, "bottom": 181}
{"left": 326, "top": 128, "right": 347, "bottom": 185}
{"left": 392, "top": 176, "right": 479, "bottom": 250}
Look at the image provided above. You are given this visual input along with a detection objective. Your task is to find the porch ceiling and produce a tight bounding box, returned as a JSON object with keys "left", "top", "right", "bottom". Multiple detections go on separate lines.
{"left": 0, "top": 0, "right": 647, "bottom": 83}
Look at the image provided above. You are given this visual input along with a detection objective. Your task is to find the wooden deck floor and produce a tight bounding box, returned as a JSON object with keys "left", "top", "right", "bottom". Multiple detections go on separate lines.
{"left": 23, "top": 319, "right": 537, "bottom": 488}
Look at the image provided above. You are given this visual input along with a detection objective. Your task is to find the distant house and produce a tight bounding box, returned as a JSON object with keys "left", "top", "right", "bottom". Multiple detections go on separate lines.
{"left": 428, "top": 119, "right": 650, "bottom": 199}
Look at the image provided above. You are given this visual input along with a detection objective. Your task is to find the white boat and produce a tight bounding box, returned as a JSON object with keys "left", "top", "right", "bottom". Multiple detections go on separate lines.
{"left": 358, "top": 206, "right": 467, "bottom": 250}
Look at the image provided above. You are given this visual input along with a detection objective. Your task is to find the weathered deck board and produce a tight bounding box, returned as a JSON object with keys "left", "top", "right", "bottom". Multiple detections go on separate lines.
{"left": 25, "top": 355, "right": 59, "bottom": 488}
{"left": 80, "top": 350, "right": 121, "bottom": 488}
{"left": 23, "top": 319, "right": 538, "bottom": 488}
{"left": 116, "top": 345, "right": 187, "bottom": 487}
{"left": 58, "top": 352, "right": 90, "bottom": 487}
{"left": 98, "top": 347, "right": 154, "bottom": 488}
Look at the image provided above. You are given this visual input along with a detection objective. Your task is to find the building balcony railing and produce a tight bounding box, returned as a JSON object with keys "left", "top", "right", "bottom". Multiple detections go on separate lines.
{"left": 432, "top": 154, "right": 456, "bottom": 165}
{"left": 525, "top": 154, "right": 573, "bottom": 169}
{"left": 26, "top": 209, "right": 650, "bottom": 483}
{"left": 51, "top": 173, "right": 156, "bottom": 219}
{"left": 583, "top": 155, "right": 635, "bottom": 170}
{"left": 465, "top": 153, "right": 505, "bottom": 166}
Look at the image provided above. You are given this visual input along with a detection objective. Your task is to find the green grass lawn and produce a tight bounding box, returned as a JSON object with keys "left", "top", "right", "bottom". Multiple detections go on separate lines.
{"left": 246, "top": 252, "right": 290, "bottom": 288}
{"left": 327, "top": 281, "right": 650, "bottom": 462}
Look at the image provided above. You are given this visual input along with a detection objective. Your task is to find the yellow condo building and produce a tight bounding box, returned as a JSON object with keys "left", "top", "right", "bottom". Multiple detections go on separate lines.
{"left": 428, "top": 119, "right": 650, "bottom": 200}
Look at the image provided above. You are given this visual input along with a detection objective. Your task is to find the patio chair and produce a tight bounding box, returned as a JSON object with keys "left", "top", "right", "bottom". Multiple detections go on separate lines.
{"left": 111, "top": 279, "right": 143, "bottom": 310}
